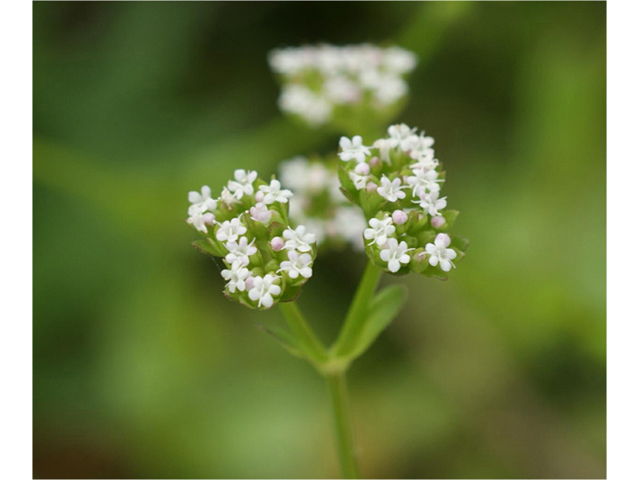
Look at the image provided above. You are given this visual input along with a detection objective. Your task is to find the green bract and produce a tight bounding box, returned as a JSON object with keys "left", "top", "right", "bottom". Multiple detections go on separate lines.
{"left": 186, "top": 170, "right": 318, "bottom": 310}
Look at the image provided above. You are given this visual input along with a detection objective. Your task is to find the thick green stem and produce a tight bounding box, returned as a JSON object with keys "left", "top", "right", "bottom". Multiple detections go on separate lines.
{"left": 278, "top": 302, "right": 328, "bottom": 364}
{"left": 333, "top": 262, "right": 382, "bottom": 357}
{"left": 326, "top": 371, "right": 360, "bottom": 478}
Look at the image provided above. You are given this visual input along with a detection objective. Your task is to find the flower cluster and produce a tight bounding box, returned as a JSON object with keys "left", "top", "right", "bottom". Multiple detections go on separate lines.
{"left": 269, "top": 44, "right": 417, "bottom": 128}
{"left": 186, "top": 170, "right": 318, "bottom": 309}
{"left": 279, "top": 156, "right": 366, "bottom": 251}
{"left": 337, "top": 124, "right": 468, "bottom": 277}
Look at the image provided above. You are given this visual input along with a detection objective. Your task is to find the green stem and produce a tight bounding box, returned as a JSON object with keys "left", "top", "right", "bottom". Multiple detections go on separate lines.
{"left": 278, "top": 302, "right": 328, "bottom": 364}
{"left": 333, "top": 262, "right": 382, "bottom": 357}
{"left": 326, "top": 371, "right": 360, "bottom": 478}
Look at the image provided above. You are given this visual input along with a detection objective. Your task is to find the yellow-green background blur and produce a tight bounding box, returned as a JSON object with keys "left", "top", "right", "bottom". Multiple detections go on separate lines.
{"left": 33, "top": 2, "right": 605, "bottom": 478}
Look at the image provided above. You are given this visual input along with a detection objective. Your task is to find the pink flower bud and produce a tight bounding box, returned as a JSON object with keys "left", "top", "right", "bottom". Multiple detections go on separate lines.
{"left": 202, "top": 213, "right": 215, "bottom": 225}
{"left": 392, "top": 210, "right": 408, "bottom": 225}
{"left": 368, "top": 157, "right": 380, "bottom": 168}
{"left": 255, "top": 191, "right": 265, "bottom": 202}
{"left": 431, "top": 216, "right": 446, "bottom": 229}
{"left": 354, "top": 162, "right": 370, "bottom": 175}
{"left": 245, "top": 276, "right": 255, "bottom": 290}
{"left": 366, "top": 182, "right": 378, "bottom": 192}
{"left": 271, "top": 236, "right": 284, "bottom": 252}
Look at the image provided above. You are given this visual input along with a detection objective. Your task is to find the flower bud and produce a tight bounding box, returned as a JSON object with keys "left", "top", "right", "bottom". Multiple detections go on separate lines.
{"left": 392, "top": 210, "right": 408, "bottom": 225}
{"left": 250, "top": 202, "right": 272, "bottom": 224}
{"left": 202, "top": 213, "right": 216, "bottom": 225}
{"left": 431, "top": 216, "right": 446, "bottom": 229}
{"left": 255, "top": 191, "right": 265, "bottom": 202}
{"left": 368, "top": 156, "right": 381, "bottom": 168}
{"left": 366, "top": 182, "right": 378, "bottom": 192}
{"left": 354, "top": 162, "right": 370, "bottom": 175}
{"left": 271, "top": 236, "right": 284, "bottom": 251}
{"left": 245, "top": 276, "right": 255, "bottom": 290}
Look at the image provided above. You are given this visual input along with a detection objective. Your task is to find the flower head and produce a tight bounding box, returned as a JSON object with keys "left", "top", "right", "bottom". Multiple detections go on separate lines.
{"left": 188, "top": 186, "right": 218, "bottom": 215}
{"left": 413, "top": 190, "right": 447, "bottom": 217}
{"left": 185, "top": 169, "right": 318, "bottom": 309}
{"left": 377, "top": 175, "right": 406, "bottom": 202}
{"left": 364, "top": 215, "right": 395, "bottom": 246}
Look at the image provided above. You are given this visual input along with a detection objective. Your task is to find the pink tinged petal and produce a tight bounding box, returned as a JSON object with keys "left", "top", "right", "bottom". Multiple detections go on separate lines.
{"left": 445, "top": 249, "right": 457, "bottom": 260}
{"left": 425, "top": 244, "right": 437, "bottom": 254}
{"left": 436, "top": 233, "right": 451, "bottom": 247}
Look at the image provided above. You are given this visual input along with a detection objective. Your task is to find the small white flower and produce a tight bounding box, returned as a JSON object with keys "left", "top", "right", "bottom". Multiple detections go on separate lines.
{"left": 380, "top": 238, "right": 413, "bottom": 273}
{"left": 406, "top": 169, "right": 442, "bottom": 197}
{"left": 349, "top": 171, "right": 369, "bottom": 190}
{"left": 354, "top": 162, "right": 370, "bottom": 175}
{"left": 406, "top": 132, "right": 435, "bottom": 160}
{"left": 187, "top": 211, "right": 215, "bottom": 233}
{"left": 227, "top": 169, "right": 258, "bottom": 199}
{"left": 413, "top": 190, "right": 447, "bottom": 217}
{"left": 259, "top": 179, "right": 294, "bottom": 204}
{"left": 373, "top": 138, "right": 394, "bottom": 163}
{"left": 364, "top": 215, "right": 395, "bottom": 246}
{"left": 339, "top": 135, "right": 371, "bottom": 163}
{"left": 219, "top": 187, "right": 240, "bottom": 207}
{"left": 377, "top": 175, "right": 407, "bottom": 202}
{"left": 283, "top": 226, "right": 316, "bottom": 252}
{"left": 409, "top": 150, "right": 438, "bottom": 172}
{"left": 216, "top": 218, "right": 247, "bottom": 243}
{"left": 248, "top": 274, "right": 282, "bottom": 308}
{"left": 387, "top": 123, "right": 417, "bottom": 150}
{"left": 221, "top": 261, "right": 251, "bottom": 293}
{"left": 249, "top": 202, "right": 272, "bottom": 224}
{"left": 188, "top": 186, "right": 217, "bottom": 214}
{"left": 224, "top": 236, "right": 257, "bottom": 266}
{"left": 425, "top": 233, "right": 457, "bottom": 272}
{"left": 301, "top": 218, "right": 327, "bottom": 245}
{"left": 383, "top": 46, "right": 417, "bottom": 74}
{"left": 279, "top": 250, "right": 313, "bottom": 279}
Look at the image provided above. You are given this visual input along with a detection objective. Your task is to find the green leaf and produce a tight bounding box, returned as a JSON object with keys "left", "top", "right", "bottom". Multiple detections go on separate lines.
{"left": 192, "top": 239, "right": 223, "bottom": 257}
{"left": 343, "top": 285, "right": 408, "bottom": 361}
{"left": 257, "top": 325, "right": 305, "bottom": 358}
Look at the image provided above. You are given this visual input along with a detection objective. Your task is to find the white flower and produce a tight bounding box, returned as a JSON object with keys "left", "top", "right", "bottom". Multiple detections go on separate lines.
{"left": 364, "top": 215, "right": 395, "bottom": 246}
{"left": 279, "top": 250, "right": 313, "bottom": 279}
{"left": 349, "top": 171, "right": 369, "bottom": 190}
{"left": 227, "top": 169, "right": 258, "bottom": 199}
{"left": 383, "top": 46, "right": 417, "bottom": 74}
{"left": 224, "top": 236, "right": 257, "bottom": 266}
{"left": 279, "top": 85, "right": 331, "bottom": 126}
{"left": 413, "top": 190, "right": 447, "bottom": 217}
{"left": 259, "top": 179, "right": 293, "bottom": 204}
{"left": 249, "top": 202, "right": 272, "bottom": 224}
{"left": 409, "top": 150, "right": 438, "bottom": 172}
{"left": 339, "top": 135, "right": 371, "bottom": 163}
{"left": 219, "top": 186, "right": 239, "bottom": 207}
{"left": 188, "top": 186, "right": 217, "bottom": 214}
{"left": 301, "top": 218, "right": 327, "bottom": 245}
{"left": 325, "top": 76, "right": 361, "bottom": 104}
{"left": 374, "top": 75, "right": 408, "bottom": 105}
{"left": 187, "top": 211, "right": 215, "bottom": 233}
{"left": 387, "top": 123, "right": 417, "bottom": 150}
{"left": 406, "top": 132, "right": 435, "bottom": 160}
{"left": 380, "top": 238, "right": 413, "bottom": 273}
{"left": 221, "top": 261, "right": 251, "bottom": 293}
{"left": 216, "top": 218, "right": 247, "bottom": 243}
{"left": 248, "top": 274, "right": 282, "bottom": 308}
{"left": 377, "top": 175, "right": 406, "bottom": 202}
{"left": 283, "top": 225, "right": 316, "bottom": 252}
{"left": 333, "top": 206, "right": 366, "bottom": 250}
{"left": 373, "top": 138, "right": 395, "bottom": 163}
{"left": 406, "top": 169, "right": 442, "bottom": 196}
{"left": 425, "top": 233, "right": 457, "bottom": 272}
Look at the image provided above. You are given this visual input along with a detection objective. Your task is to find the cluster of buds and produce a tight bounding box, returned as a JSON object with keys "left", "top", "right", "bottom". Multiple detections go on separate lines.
{"left": 269, "top": 44, "right": 417, "bottom": 128}
{"left": 279, "top": 156, "right": 366, "bottom": 251}
{"left": 186, "top": 170, "right": 318, "bottom": 309}
{"left": 337, "top": 124, "right": 468, "bottom": 278}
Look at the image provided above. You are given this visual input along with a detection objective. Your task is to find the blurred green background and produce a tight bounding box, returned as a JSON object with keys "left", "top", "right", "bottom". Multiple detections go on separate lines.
{"left": 33, "top": 2, "right": 605, "bottom": 478}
